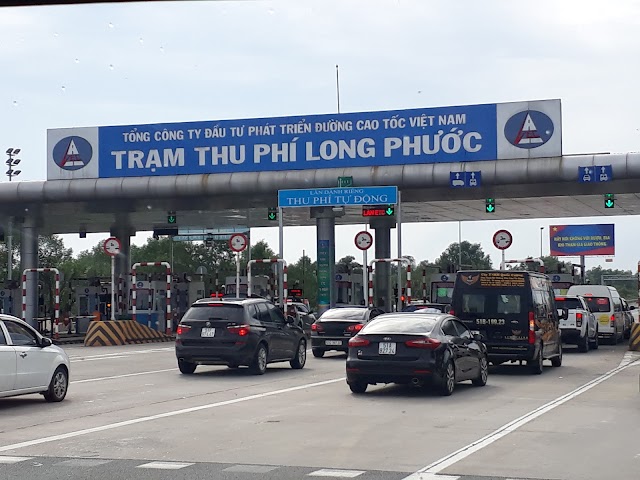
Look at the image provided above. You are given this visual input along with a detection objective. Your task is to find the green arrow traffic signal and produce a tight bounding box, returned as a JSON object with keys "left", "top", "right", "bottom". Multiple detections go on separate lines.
{"left": 385, "top": 206, "right": 395, "bottom": 216}
{"left": 604, "top": 194, "right": 614, "bottom": 208}
{"left": 485, "top": 198, "right": 496, "bottom": 213}
{"left": 167, "top": 212, "right": 177, "bottom": 224}
{"left": 268, "top": 207, "right": 278, "bottom": 221}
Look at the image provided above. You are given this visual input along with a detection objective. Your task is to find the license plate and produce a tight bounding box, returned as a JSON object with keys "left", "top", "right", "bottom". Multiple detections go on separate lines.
{"left": 201, "top": 328, "right": 216, "bottom": 338}
{"left": 325, "top": 340, "right": 342, "bottom": 346}
{"left": 378, "top": 342, "right": 396, "bottom": 355}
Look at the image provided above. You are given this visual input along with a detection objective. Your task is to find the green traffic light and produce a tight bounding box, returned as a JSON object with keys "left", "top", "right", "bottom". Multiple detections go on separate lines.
{"left": 167, "top": 215, "right": 177, "bottom": 224}
{"left": 485, "top": 198, "right": 496, "bottom": 213}
{"left": 268, "top": 208, "right": 278, "bottom": 221}
{"left": 604, "top": 194, "right": 614, "bottom": 208}
{"left": 385, "top": 206, "right": 394, "bottom": 216}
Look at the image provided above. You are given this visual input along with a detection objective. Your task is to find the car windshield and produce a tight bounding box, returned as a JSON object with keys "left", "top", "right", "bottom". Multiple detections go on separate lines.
{"left": 319, "top": 308, "right": 367, "bottom": 321}
{"left": 362, "top": 316, "right": 438, "bottom": 335}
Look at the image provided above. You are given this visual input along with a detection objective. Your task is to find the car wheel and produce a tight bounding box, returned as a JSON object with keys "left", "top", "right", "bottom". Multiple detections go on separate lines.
{"left": 178, "top": 359, "right": 197, "bottom": 374}
{"left": 472, "top": 356, "right": 488, "bottom": 387}
{"left": 578, "top": 329, "right": 589, "bottom": 353}
{"left": 290, "top": 339, "right": 307, "bottom": 369}
{"left": 438, "top": 361, "right": 456, "bottom": 396}
{"left": 590, "top": 328, "right": 599, "bottom": 350}
{"left": 529, "top": 345, "right": 544, "bottom": 374}
{"left": 312, "top": 348, "right": 325, "bottom": 358}
{"left": 43, "top": 366, "right": 68, "bottom": 402}
{"left": 249, "top": 344, "right": 268, "bottom": 375}
{"left": 551, "top": 342, "right": 563, "bottom": 367}
{"left": 348, "top": 381, "right": 368, "bottom": 394}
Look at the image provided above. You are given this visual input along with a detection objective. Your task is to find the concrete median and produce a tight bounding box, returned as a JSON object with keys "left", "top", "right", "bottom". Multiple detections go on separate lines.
{"left": 84, "top": 320, "right": 173, "bottom": 347}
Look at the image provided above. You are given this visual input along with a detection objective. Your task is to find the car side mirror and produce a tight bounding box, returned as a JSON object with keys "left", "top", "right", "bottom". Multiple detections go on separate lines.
{"left": 473, "top": 333, "right": 483, "bottom": 342}
{"left": 631, "top": 306, "right": 636, "bottom": 311}
{"left": 286, "top": 315, "right": 295, "bottom": 324}
{"left": 40, "top": 337, "right": 53, "bottom": 347}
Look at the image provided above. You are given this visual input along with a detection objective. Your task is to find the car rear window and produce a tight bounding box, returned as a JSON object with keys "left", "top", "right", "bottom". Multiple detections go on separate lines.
{"left": 362, "top": 316, "right": 438, "bottom": 335}
{"left": 182, "top": 304, "right": 245, "bottom": 322}
{"left": 581, "top": 297, "right": 611, "bottom": 313}
{"left": 555, "top": 298, "right": 583, "bottom": 310}
{"left": 460, "top": 293, "right": 522, "bottom": 315}
{"left": 320, "top": 308, "right": 367, "bottom": 321}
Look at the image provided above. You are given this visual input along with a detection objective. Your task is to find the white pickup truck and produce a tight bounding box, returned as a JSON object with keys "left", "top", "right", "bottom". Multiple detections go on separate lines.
{"left": 555, "top": 295, "right": 598, "bottom": 352}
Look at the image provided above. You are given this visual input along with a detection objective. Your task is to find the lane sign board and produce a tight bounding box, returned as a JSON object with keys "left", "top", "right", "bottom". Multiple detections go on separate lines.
{"left": 578, "top": 165, "right": 612, "bottom": 183}
{"left": 278, "top": 186, "right": 398, "bottom": 208}
{"left": 449, "top": 171, "right": 482, "bottom": 188}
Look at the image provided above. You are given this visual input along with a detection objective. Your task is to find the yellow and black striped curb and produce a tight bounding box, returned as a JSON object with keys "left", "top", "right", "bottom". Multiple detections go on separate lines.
{"left": 629, "top": 324, "right": 640, "bottom": 352}
{"left": 84, "top": 320, "right": 173, "bottom": 347}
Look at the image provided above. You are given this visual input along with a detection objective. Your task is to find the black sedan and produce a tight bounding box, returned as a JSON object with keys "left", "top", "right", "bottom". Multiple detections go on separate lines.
{"left": 311, "top": 306, "right": 385, "bottom": 357}
{"left": 345, "top": 313, "right": 488, "bottom": 395}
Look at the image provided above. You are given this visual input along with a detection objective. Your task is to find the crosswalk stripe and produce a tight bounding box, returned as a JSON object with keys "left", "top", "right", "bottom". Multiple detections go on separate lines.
{"left": 308, "top": 469, "right": 366, "bottom": 478}
{"left": 136, "top": 461, "right": 194, "bottom": 470}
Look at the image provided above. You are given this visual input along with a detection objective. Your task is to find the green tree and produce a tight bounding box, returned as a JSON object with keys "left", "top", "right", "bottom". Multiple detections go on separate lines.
{"left": 435, "top": 241, "right": 492, "bottom": 272}
{"left": 243, "top": 240, "right": 277, "bottom": 277}
{"left": 586, "top": 266, "right": 636, "bottom": 300}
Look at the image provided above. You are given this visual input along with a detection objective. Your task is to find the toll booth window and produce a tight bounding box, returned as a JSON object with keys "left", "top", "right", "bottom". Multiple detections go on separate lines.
{"left": 462, "top": 294, "right": 486, "bottom": 314}
{"left": 583, "top": 297, "right": 610, "bottom": 313}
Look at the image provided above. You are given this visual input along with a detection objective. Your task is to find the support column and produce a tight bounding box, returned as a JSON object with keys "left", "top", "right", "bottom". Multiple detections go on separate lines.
{"left": 370, "top": 216, "right": 395, "bottom": 312}
{"left": 20, "top": 216, "right": 38, "bottom": 328}
{"left": 111, "top": 221, "right": 134, "bottom": 319}
{"left": 311, "top": 207, "right": 344, "bottom": 315}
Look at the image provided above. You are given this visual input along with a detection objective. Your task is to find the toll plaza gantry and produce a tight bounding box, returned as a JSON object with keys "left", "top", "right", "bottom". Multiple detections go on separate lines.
{"left": 3, "top": 98, "right": 640, "bottom": 325}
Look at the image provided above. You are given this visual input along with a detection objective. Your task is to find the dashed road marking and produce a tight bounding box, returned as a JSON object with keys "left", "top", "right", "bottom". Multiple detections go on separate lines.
{"left": 223, "top": 464, "right": 280, "bottom": 473}
{"left": 137, "top": 461, "right": 194, "bottom": 470}
{"left": 71, "top": 368, "right": 177, "bottom": 384}
{"left": 308, "top": 469, "right": 367, "bottom": 478}
{"left": 0, "top": 456, "right": 32, "bottom": 464}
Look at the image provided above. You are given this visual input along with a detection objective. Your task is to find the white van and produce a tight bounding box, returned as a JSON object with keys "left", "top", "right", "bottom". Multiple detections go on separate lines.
{"left": 566, "top": 285, "right": 624, "bottom": 344}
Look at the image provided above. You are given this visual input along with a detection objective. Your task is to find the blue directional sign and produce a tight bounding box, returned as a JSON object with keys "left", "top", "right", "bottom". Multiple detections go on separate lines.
{"left": 578, "top": 165, "right": 612, "bottom": 183}
{"left": 450, "top": 171, "right": 482, "bottom": 188}
{"left": 278, "top": 186, "right": 398, "bottom": 208}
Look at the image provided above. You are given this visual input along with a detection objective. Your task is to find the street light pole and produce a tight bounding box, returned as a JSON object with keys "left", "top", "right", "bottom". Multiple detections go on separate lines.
{"left": 540, "top": 227, "right": 544, "bottom": 257}
{"left": 5, "top": 148, "right": 22, "bottom": 281}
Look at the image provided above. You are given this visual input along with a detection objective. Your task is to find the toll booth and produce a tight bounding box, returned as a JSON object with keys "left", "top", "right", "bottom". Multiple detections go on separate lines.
{"left": 335, "top": 274, "right": 364, "bottom": 306}
{"left": 0, "top": 288, "right": 20, "bottom": 316}
{"left": 172, "top": 275, "right": 206, "bottom": 322}
{"left": 430, "top": 273, "right": 455, "bottom": 304}
{"left": 133, "top": 280, "right": 161, "bottom": 330}
{"left": 550, "top": 273, "right": 582, "bottom": 295}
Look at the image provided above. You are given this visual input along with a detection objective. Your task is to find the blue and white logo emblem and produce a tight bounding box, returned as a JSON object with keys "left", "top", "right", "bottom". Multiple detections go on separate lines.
{"left": 52, "top": 136, "right": 93, "bottom": 171}
{"left": 504, "top": 110, "right": 554, "bottom": 149}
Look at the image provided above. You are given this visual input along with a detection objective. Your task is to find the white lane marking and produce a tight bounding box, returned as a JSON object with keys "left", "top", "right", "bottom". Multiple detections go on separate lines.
{"left": 403, "top": 358, "right": 640, "bottom": 479}
{"left": 137, "top": 461, "right": 194, "bottom": 470}
{"left": 308, "top": 469, "right": 366, "bottom": 478}
{"left": 0, "top": 377, "right": 345, "bottom": 453}
{"left": 0, "top": 456, "right": 32, "bottom": 464}
{"left": 223, "top": 464, "right": 279, "bottom": 473}
{"left": 71, "top": 368, "right": 177, "bottom": 384}
{"left": 618, "top": 351, "right": 640, "bottom": 368}
{"left": 68, "top": 347, "right": 173, "bottom": 362}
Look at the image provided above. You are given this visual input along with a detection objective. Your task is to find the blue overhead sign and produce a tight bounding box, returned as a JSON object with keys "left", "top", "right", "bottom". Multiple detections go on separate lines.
{"left": 578, "top": 165, "right": 612, "bottom": 183}
{"left": 449, "top": 171, "right": 482, "bottom": 188}
{"left": 278, "top": 186, "right": 398, "bottom": 208}
{"left": 47, "top": 100, "right": 562, "bottom": 180}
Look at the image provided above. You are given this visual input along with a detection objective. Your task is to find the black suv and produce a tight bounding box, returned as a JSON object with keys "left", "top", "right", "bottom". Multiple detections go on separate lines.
{"left": 175, "top": 298, "right": 307, "bottom": 375}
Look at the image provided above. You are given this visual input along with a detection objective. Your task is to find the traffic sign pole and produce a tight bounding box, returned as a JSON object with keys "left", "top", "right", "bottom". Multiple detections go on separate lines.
{"left": 111, "top": 256, "right": 116, "bottom": 320}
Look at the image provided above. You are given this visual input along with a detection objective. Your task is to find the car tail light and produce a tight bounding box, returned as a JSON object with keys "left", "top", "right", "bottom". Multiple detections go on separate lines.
{"left": 227, "top": 325, "right": 251, "bottom": 336}
{"left": 576, "top": 312, "right": 583, "bottom": 327}
{"left": 449, "top": 309, "right": 455, "bottom": 315}
{"left": 346, "top": 324, "right": 364, "bottom": 333}
{"left": 405, "top": 337, "right": 441, "bottom": 349}
{"left": 528, "top": 311, "right": 536, "bottom": 345}
{"left": 348, "top": 336, "right": 370, "bottom": 347}
{"left": 611, "top": 314, "right": 615, "bottom": 327}
{"left": 176, "top": 324, "right": 191, "bottom": 335}
{"left": 311, "top": 322, "right": 323, "bottom": 332}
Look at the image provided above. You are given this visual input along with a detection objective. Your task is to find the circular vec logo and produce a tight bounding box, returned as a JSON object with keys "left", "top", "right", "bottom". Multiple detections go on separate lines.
{"left": 52, "top": 136, "right": 93, "bottom": 171}
{"left": 504, "top": 110, "right": 554, "bottom": 149}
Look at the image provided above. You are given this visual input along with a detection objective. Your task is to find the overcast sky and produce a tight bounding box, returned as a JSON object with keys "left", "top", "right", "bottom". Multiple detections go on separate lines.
{"left": 2, "top": 0, "right": 639, "bottom": 272}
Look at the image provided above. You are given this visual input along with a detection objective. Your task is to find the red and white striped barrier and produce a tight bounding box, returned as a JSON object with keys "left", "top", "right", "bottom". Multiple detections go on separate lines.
{"left": 131, "top": 262, "right": 172, "bottom": 334}
{"left": 22, "top": 268, "right": 60, "bottom": 339}
{"left": 247, "top": 259, "right": 287, "bottom": 307}
{"left": 367, "top": 258, "right": 412, "bottom": 308}
{"left": 422, "top": 269, "right": 428, "bottom": 302}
